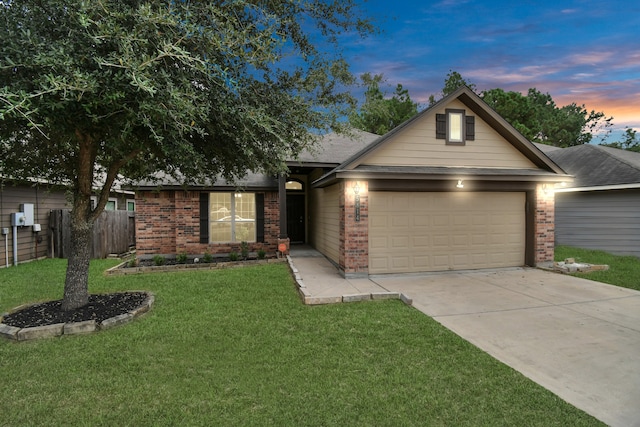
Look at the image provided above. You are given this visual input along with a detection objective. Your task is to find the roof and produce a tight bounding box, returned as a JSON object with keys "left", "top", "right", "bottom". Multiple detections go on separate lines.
{"left": 546, "top": 144, "right": 640, "bottom": 189}
{"left": 313, "top": 86, "right": 570, "bottom": 188}
{"left": 134, "top": 171, "right": 278, "bottom": 191}
{"left": 291, "top": 129, "right": 380, "bottom": 166}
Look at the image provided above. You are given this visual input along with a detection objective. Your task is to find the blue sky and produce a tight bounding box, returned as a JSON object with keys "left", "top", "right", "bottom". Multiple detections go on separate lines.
{"left": 344, "top": 0, "right": 640, "bottom": 142}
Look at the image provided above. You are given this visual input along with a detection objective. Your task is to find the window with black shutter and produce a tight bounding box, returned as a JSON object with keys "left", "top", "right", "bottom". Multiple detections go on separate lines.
{"left": 436, "top": 109, "right": 475, "bottom": 145}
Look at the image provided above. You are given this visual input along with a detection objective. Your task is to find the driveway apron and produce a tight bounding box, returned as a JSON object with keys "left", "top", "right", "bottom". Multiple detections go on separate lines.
{"left": 373, "top": 268, "right": 640, "bottom": 427}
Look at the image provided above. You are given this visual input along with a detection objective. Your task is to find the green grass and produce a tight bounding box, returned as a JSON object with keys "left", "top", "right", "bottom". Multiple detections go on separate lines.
{"left": 555, "top": 245, "right": 640, "bottom": 291}
{"left": 1, "top": 259, "right": 603, "bottom": 426}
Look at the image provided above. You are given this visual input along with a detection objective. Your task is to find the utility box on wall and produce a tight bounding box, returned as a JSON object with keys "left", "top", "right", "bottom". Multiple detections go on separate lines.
{"left": 19, "top": 203, "right": 35, "bottom": 226}
{"left": 10, "top": 212, "right": 26, "bottom": 226}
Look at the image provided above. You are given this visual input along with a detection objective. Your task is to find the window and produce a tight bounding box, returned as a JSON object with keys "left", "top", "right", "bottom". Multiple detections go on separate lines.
{"left": 208, "top": 193, "right": 256, "bottom": 242}
{"left": 126, "top": 201, "right": 135, "bottom": 212}
{"left": 105, "top": 199, "right": 117, "bottom": 211}
{"left": 436, "top": 109, "right": 475, "bottom": 145}
{"left": 285, "top": 180, "right": 304, "bottom": 191}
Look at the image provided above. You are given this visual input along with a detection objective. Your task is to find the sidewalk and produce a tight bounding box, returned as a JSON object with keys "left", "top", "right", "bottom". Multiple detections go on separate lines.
{"left": 287, "top": 246, "right": 412, "bottom": 305}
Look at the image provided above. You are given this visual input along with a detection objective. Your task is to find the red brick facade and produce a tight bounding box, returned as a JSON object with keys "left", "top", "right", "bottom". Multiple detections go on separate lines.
{"left": 136, "top": 183, "right": 556, "bottom": 270}
{"left": 334, "top": 181, "right": 557, "bottom": 275}
{"left": 136, "top": 190, "right": 280, "bottom": 256}
{"left": 534, "top": 184, "right": 555, "bottom": 265}
{"left": 339, "top": 180, "right": 369, "bottom": 276}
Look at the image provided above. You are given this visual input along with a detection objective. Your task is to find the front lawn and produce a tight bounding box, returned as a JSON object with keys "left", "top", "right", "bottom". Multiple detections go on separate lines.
{"left": 555, "top": 245, "right": 640, "bottom": 291}
{"left": 1, "top": 259, "right": 602, "bottom": 426}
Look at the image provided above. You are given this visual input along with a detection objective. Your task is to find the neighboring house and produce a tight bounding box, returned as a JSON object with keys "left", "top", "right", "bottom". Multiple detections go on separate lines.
{"left": 0, "top": 178, "right": 135, "bottom": 267}
{"left": 546, "top": 144, "right": 640, "bottom": 257}
{"left": 134, "top": 87, "right": 570, "bottom": 276}
{"left": 0, "top": 180, "right": 69, "bottom": 267}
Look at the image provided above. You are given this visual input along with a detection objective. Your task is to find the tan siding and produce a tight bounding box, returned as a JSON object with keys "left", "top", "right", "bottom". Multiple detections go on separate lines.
{"left": 0, "top": 184, "right": 69, "bottom": 267}
{"left": 309, "top": 183, "right": 340, "bottom": 263}
{"left": 362, "top": 99, "right": 536, "bottom": 169}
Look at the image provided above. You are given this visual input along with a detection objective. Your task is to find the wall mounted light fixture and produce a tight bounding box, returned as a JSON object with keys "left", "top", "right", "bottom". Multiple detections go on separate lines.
{"left": 353, "top": 182, "right": 361, "bottom": 222}
{"left": 456, "top": 179, "right": 464, "bottom": 189}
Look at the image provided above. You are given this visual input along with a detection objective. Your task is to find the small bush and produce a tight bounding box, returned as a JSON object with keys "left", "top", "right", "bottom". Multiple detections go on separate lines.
{"left": 240, "top": 241, "right": 249, "bottom": 259}
{"left": 203, "top": 251, "right": 213, "bottom": 263}
{"left": 176, "top": 252, "right": 188, "bottom": 264}
{"left": 229, "top": 252, "right": 239, "bottom": 261}
{"left": 127, "top": 258, "right": 138, "bottom": 268}
{"left": 257, "top": 249, "right": 266, "bottom": 260}
{"left": 153, "top": 255, "right": 165, "bottom": 266}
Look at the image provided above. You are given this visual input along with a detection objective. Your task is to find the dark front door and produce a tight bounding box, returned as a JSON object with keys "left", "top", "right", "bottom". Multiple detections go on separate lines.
{"left": 286, "top": 194, "right": 305, "bottom": 243}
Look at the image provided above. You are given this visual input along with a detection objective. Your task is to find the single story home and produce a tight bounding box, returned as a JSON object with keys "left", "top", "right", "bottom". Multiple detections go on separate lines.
{"left": 134, "top": 86, "right": 570, "bottom": 276}
{"left": 546, "top": 144, "right": 640, "bottom": 258}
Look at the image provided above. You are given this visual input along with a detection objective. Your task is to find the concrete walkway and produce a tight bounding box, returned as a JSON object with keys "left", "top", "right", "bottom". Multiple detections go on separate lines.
{"left": 288, "top": 246, "right": 640, "bottom": 427}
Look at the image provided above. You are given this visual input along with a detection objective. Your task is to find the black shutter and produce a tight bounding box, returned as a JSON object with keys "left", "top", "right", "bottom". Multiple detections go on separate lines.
{"left": 255, "top": 193, "right": 265, "bottom": 243}
{"left": 199, "top": 193, "right": 209, "bottom": 243}
{"left": 436, "top": 114, "right": 446, "bottom": 139}
{"left": 465, "top": 116, "right": 475, "bottom": 141}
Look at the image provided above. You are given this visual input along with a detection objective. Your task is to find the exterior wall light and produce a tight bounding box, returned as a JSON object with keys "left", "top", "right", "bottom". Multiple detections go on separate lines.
{"left": 456, "top": 179, "right": 464, "bottom": 189}
{"left": 353, "top": 182, "right": 361, "bottom": 222}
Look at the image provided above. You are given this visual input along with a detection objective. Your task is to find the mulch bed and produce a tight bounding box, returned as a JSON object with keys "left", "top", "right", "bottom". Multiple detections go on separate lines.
{"left": 1, "top": 292, "right": 148, "bottom": 329}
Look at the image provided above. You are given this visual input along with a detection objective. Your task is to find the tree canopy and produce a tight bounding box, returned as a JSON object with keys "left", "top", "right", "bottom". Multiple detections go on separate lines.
{"left": 0, "top": 0, "right": 374, "bottom": 310}
{"left": 349, "top": 73, "right": 419, "bottom": 135}
{"left": 428, "top": 70, "right": 476, "bottom": 106}
{"left": 600, "top": 128, "right": 640, "bottom": 152}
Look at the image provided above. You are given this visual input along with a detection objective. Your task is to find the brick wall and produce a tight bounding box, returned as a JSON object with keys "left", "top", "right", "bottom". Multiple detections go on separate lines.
{"left": 535, "top": 184, "right": 555, "bottom": 264}
{"left": 339, "top": 180, "right": 369, "bottom": 276}
{"left": 136, "top": 190, "right": 280, "bottom": 256}
{"left": 135, "top": 191, "right": 177, "bottom": 255}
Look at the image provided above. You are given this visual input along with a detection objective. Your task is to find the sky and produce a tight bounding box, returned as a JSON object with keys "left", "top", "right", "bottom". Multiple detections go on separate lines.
{"left": 343, "top": 0, "right": 640, "bottom": 142}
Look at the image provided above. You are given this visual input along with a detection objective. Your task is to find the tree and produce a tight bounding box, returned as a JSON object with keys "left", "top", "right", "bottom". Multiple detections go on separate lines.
{"left": 0, "top": 0, "right": 374, "bottom": 311}
{"left": 481, "top": 88, "right": 612, "bottom": 147}
{"left": 428, "top": 70, "right": 476, "bottom": 105}
{"left": 601, "top": 128, "right": 640, "bottom": 152}
{"left": 349, "top": 73, "right": 419, "bottom": 135}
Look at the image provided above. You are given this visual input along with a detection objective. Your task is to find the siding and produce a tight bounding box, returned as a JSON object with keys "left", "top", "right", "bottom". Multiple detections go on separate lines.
{"left": 361, "top": 99, "right": 537, "bottom": 169}
{"left": 555, "top": 189, "right": 640, "bottom": 257}
{"left": 0, "top": 183, "right": 69, "bottom": 267}
{"left": 309, "top": 183, "right": 340, "bottom": 263}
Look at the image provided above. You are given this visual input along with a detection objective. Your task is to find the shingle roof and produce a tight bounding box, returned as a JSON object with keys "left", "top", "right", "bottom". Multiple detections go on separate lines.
{"left": 134, "top": 171, "right": 278, "bottom": 190}
{"left": 545, "top": 144, "right": 640, "bottom": 187}
{"left": 292, "top": 129, "right": 380, "bottom": 165}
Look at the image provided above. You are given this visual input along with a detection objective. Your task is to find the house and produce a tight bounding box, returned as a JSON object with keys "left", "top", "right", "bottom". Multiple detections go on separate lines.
{"left": 546, "top": 144, "right": 640, "bottom": 257}
{"left": 134, "top": 87, "right": 570, "bottom": 276}
{"left": 0, "top": 178, "right": 136, "bottom": 267}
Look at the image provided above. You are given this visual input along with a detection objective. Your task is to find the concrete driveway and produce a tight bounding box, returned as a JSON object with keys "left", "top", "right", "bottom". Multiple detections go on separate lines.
{"left": 372, "top": 268, "right": 640, "bottom": 427}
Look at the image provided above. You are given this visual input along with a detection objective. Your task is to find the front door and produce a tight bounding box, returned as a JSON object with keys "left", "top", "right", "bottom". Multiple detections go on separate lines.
{"left": 286, "top": 194, "right": 305, "bottom": 243}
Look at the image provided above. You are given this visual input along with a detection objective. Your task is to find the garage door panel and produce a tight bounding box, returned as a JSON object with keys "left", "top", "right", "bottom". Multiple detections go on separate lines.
{"left": 369, "top": 192, "right": 525, "bottom": 274}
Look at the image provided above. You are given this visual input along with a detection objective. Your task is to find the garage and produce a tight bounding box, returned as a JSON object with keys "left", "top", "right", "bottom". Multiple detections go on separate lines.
{"left": 369, "top": 191, "right": 526, "bottom": 274}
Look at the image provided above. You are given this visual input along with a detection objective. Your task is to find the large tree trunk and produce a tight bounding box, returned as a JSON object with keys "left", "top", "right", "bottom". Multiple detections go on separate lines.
{"left": 62, "top": 209, "right": 93, "bottom": 311}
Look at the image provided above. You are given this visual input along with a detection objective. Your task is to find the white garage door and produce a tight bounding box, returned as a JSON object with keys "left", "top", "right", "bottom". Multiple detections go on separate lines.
{"left": 369, "top": 192, "right": 525, "bottom": 274}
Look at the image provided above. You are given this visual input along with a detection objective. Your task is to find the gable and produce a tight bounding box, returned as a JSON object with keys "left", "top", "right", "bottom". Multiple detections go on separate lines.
{"left": 360, "top": 99, "right": 537, "bottom": 169}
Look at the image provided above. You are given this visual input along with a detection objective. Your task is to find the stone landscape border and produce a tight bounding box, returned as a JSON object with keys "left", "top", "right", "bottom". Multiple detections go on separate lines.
{"left": 285, "top": 255, "right": 413, "bottom": 306}
{"left": 0, "top": 291, "right": 155, "bottom": 342}
{"left": 105, "top": 257, "right": 286, "bottom": 276}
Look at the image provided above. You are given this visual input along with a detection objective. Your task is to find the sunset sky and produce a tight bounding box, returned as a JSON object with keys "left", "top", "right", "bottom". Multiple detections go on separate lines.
{"left": 346, "top": 0, "right": 640, "bottom": 142}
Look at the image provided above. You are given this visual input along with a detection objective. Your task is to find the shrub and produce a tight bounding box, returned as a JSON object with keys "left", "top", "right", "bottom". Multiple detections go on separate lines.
{"left": 240, "top": 241, "right": 249, "bottom": 259}
{"left": 203, "top": 251, "right": 213, "bottom": 263}
{"left": 153, "top": 255, "right": 165, "bottom": 266}
{"left": 257, "top": 249, "right": 266, "bottom": 260}
{"left": 229, "top": 252, "right": 239, "bottom": 261}
{"left": 176, "top": 252, "right": 188, "bottom": 264}
{"left": 127, "top": 258, "right": 138, "bottom": 268}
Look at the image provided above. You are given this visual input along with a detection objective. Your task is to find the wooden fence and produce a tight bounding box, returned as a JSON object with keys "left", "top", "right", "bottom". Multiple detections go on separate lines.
{"left": 50, "top": 210, "right": 135, "bottom": 259}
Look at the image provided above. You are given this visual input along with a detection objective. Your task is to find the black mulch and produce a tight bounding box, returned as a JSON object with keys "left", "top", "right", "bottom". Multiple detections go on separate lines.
{"left": 2, "top": 292, "right": 149, "bottom": 329}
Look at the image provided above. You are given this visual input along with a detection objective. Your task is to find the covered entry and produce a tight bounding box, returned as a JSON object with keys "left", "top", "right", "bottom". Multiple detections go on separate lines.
{"left": 369, "top": 191, "right": 526, "bottom": 274}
